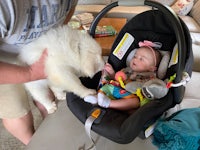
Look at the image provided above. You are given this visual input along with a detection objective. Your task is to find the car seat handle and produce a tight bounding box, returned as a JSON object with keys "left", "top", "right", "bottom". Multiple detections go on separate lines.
{"left": 89, "top": 1, "right": 118, "bottom": 37}
{"left": 118, "top": 0, "right": 145, "bottom": 6}
{"left": 89, "top": 0, "right": 146, "bottom": 37}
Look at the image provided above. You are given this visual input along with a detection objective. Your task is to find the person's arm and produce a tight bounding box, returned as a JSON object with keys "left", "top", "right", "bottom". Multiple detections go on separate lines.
{"left": 0, "top": 50, "right": 47, "bottom": 84}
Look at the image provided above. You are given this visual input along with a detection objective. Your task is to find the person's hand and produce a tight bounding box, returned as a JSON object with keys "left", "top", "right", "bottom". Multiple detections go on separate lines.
{"left": 29, "top": 49, "right": 48, "bottom": 80}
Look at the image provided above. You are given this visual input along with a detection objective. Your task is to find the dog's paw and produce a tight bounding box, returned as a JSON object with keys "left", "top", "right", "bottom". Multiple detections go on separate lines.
{"left": 47, "top": 101, "right": 57, "bottom": 114}
{"left": 55, "top": 92, "right": 66, "bottom": 101}
{"left": 81, "top": 89, "right": 97, "bottom": 98}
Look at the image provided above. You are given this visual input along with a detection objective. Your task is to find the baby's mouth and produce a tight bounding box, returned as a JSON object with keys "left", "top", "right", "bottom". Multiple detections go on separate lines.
{"left": 131, "top": 63, "right": 136, "bottom": 69}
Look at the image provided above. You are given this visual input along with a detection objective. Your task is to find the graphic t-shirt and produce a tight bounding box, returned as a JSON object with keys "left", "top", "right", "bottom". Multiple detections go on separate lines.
{"left": 0, "top": 0, "right": 77, "bottom": 53}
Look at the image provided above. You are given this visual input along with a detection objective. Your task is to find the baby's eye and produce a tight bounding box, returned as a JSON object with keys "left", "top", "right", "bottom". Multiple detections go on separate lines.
{"left": 139, "top": 57, "right": 144, "bottom": 61}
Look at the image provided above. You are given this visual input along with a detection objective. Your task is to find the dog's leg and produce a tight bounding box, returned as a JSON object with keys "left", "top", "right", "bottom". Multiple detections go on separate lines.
{"left": 48, "top": 71, "right": 96, "bottom": 98}
{"left": 50, "top": 86, "right": 66, "bottom": 100}
{"left": 25, "top": 80, "right": 57, "bottom": 114}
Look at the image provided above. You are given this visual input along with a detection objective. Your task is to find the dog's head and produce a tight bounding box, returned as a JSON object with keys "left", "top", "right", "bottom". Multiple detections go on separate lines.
{"left": 78, "top": 33, "right": 105, "bottom": 78}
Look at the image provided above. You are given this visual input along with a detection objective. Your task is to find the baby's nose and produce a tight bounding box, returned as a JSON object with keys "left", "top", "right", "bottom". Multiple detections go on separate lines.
{"left": 133, "top": 57, "right": 138, "bottom": 62}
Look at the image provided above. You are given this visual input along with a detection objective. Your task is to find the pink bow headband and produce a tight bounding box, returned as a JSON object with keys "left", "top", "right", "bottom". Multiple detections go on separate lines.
{"left": 138, "top": 40, "right": 162, "bottom": 66}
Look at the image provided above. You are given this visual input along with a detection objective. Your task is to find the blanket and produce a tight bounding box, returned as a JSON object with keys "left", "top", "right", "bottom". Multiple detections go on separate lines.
{"left": 152, "top": 108, "right": 200, "bottom": 150}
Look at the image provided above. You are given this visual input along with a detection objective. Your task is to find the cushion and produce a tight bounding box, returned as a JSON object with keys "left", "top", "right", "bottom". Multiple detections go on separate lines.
{"left": 152, "top": 0, "right": 176, "bottom": 6}
{"left": 190, "top": 0, "right": 200, "bottom": 25}
{"left": 192, "top": 44, "right": 200, "bottom": 72}
{"left": 179, "top": 16, "right": 200, "bottom": 32}
{"left": 157, "top": 51, "right": 171, "bottom": 79}
{"left": 171, "top": 0, "right": 194, "bottom": 16}
{"left": 190, "top": 32, "right": 200, "bottom": 45}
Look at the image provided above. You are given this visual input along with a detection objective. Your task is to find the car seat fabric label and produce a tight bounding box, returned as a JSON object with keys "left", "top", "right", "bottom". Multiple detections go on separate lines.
{"left": 113, "top": 33, "right": 134, "bottom": 60}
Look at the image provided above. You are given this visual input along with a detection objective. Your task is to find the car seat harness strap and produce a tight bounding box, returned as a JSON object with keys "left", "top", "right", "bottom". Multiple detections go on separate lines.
{"left": 84, "top": 108, "right": 106, "bottom": 150}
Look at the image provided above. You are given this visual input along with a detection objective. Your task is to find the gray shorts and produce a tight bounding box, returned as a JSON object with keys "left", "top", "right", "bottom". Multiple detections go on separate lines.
{"left": 0, "top": 51, "right": 30, "bottom": 119}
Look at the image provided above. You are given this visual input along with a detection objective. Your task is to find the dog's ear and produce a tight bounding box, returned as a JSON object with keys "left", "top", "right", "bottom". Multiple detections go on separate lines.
{"left": 81, "top": 51, "right": 104, "bottom": 78}
{"left": 81, "top": 53, "right": 97, "bottom": 77}
{"left": 78, "top": 33, "right": 102, "bottom": 53}
{"left": 69, "top": 39, "right": 80, "bottom": 54}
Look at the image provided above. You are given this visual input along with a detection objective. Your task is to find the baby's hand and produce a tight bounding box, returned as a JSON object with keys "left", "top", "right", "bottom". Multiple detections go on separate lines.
{"left": 104, "top": 63, "right": 115, "bottom": 78}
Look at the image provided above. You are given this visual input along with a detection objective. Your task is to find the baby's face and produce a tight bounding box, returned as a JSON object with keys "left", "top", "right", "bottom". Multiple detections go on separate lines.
{"left": 129, "top": 47, "right": 156, "bottom": 72}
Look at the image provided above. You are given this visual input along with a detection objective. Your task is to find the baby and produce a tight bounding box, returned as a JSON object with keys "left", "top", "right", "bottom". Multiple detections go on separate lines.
{"left": 84, "top": 41, "right": 162, "bottom": 112}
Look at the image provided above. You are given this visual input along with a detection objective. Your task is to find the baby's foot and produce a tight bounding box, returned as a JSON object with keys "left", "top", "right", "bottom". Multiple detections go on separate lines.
{"left": 84, "top": 95, "right": 98, "bottom": 104}
{"left": 97, "top": 93, "right": 111, "bottom": 108}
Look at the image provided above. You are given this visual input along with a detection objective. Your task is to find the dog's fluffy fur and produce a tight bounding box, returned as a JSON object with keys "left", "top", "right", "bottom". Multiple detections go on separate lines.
{"left": 19, "top": 25, "right": 104, "bottom": 114}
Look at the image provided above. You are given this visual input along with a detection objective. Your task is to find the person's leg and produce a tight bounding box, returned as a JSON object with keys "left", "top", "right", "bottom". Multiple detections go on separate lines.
{"left": 98, "top": 85, "right": 140, "bottom": 110}
{"left": 0, "top": 52, "right": 46, "bottom": 145}
{"left": 0, "top": 84, "right": 34, "bottom": 145}
{"left": 2, "top": 111, "right": 34, "bottom": 145}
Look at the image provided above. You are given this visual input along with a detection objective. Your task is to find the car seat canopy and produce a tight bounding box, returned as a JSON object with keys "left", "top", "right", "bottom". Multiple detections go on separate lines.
{"left": 109, "top": 10, "right": 177, "bottom": 72}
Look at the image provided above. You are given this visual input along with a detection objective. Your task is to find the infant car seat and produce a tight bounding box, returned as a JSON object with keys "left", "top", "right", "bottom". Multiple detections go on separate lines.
{"left": 66, "top": 0, "right": 193, "bottom": 144}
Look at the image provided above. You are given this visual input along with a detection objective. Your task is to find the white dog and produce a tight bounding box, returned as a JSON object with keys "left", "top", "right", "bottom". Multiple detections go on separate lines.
{"left": 19, "top": 25, "right": 104, "bottom": 114}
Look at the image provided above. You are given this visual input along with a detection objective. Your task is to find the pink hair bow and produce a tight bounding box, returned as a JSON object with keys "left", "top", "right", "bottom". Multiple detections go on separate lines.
{"left": 138, "top": 40, "right": 162, "bottom": 49}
